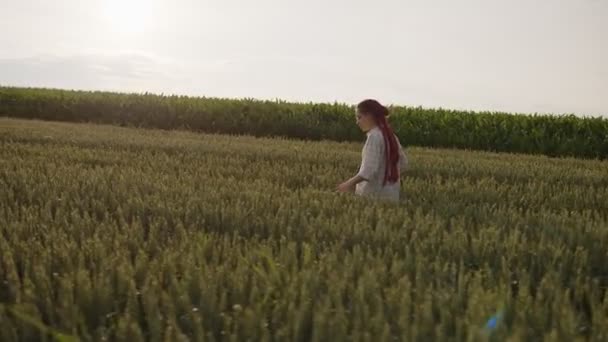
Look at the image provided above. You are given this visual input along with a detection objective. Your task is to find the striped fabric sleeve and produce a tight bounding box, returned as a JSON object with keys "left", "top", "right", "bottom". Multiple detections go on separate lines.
{"left": 393, "top": 134, "right": 408, "bottom": 173}
{"left": 399, "top": 144, "right": 408, "bottom": 172}
{"left": 357, "top": 133, "right": 383, "bottom": 181}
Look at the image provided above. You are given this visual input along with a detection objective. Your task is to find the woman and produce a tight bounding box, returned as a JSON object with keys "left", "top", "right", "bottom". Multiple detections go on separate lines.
{"left": 336, "top": 99, "right": 408, "bottom": 202}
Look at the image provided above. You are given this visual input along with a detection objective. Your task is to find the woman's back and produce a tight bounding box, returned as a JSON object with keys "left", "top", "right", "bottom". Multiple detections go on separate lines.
{"left": 355, "top": 127, "right": 407, "bottom": 202}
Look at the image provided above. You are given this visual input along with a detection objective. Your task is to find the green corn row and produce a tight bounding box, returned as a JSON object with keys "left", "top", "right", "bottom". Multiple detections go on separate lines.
{"left": 0, "top": 87, "right": 606, "bottom": 159}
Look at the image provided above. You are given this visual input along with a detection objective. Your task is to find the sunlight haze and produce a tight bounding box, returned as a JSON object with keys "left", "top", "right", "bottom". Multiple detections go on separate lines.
{"left": 1, "top": 0, "right": 606, "bottom": 116}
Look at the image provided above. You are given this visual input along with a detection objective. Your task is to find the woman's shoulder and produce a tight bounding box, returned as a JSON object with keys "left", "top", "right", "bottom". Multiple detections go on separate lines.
{"left": 367, "top": 128, "right": 383, "bottom": 140}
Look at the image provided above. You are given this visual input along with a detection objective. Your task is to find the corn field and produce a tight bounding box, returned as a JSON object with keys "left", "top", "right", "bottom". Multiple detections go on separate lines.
{"left": 1, "top": 117, "right": 607, "bottom": 341}
{"left": 1, "top": 87, "right": 607, "bottom": 159}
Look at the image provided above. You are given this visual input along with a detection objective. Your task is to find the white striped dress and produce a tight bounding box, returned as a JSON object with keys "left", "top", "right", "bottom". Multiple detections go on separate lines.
{"left": 355, "top": 127, "right": 408, "bottom": 202}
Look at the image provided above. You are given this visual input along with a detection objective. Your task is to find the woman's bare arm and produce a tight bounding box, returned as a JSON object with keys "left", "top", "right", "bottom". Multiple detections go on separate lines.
{"left": 336, "top": 175, "right": 365, "bottom": 192}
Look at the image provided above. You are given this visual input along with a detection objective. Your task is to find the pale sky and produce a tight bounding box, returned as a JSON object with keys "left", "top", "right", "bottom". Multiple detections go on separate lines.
{"left": 1, "top": 0, "right": 606, "bottom": 116}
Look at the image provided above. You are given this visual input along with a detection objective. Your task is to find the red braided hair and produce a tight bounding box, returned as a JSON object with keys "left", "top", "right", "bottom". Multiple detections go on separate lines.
{"left": 357, "top": 99, "right": 400, "bottom": 185}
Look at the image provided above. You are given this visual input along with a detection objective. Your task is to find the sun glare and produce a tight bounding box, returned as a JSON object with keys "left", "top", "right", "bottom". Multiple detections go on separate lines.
{"left": 102, "top": 0, "right": 157, "bottom": 34}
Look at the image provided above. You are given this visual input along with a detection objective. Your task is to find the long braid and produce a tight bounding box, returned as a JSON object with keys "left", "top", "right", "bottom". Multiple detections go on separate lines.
{"left": 376, "top": 114, "right": 400, "bottom": 185}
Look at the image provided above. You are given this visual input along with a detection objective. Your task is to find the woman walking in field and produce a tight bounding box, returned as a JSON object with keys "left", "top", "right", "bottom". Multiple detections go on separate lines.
{"left": 337, "top": 99, "right": 408, "bottom": 202}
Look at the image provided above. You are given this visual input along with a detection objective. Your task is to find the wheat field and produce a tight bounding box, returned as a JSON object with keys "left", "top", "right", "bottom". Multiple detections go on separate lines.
{"left": 1, "top": 117, "right": 607, "bottom": 341}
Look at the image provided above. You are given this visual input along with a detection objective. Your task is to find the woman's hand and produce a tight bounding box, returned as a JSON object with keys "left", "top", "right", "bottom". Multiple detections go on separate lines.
{"left": 336, "top": 180, "right": 355, "bottom": 193}
{"left": 336, "top": 175, "right": 365, "bottom": 193}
